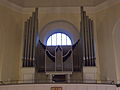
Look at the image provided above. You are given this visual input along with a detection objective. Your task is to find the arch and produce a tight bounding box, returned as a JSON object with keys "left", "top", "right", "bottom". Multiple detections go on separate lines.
{"left": 39, "top": 20, "right": 80, "bottom": 45}
{"left": 112, "top": 19, "right": 120, "bottom": 82}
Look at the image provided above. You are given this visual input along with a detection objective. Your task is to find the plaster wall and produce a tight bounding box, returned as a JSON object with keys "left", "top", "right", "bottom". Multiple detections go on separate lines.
{"left": 94, "top": 3, "right": 120, "bottom": 82}
{"left": 0, "top": 4, "right": 23, "bottom": 81}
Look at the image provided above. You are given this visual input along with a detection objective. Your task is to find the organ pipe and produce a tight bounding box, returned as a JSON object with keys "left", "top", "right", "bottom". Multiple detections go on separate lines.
{"left": 83, "top": 11, "right": 89, "bottom": 66}
{"left": 80, "top": 7, "right": 96, "bottom": 66}
{"left": 81, "top": 7, "right": 86, "bottom": 66}
{"left": 86, "top": 16, "right": 90, "bottom": 66}
{"left": 23, "top": 22, "right": 27, "bottom": 67}
{"left": 28, "top": 17, "right": 32, "bottom": 67}
{"left": 91, "top": 20, "right": 96, "bottom": 66}
{"left": 25, "top": 19, "right": 30, "bottom": 67}
{"left": 88, "top": 19, "right": 92, "bottom": 66}
{"left": 28, "top": 17, "right": 32, "bottom": 61}
{"left": 30, "top": 12, "right": 35, "bottom": 66}
{"left": 33, "top": 8, "right": 38, "bottom": 64}
{"left": 22, "top": 8, "right": 38, "bottom": 67}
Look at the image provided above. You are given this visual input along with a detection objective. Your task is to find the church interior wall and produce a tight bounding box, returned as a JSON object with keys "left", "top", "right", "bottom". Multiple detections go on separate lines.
{"left": 0, "top": 4, "right": 23, "bottom": 81}
{"left": 1, "top": 0, "right": 120, "bottom": 83}
{"left": 94, "top": 2, "right": 120, "bottom": 82}
{"left": 113, "top": 19, "right": 120, "bottom": 83}
{"left": 38, "top": 8, "right": 81, "bottom": 44}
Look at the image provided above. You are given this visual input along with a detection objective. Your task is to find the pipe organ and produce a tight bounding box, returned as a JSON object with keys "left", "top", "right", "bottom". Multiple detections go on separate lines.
{"left": 80, "top": 7, "right": 96, "bottom": 66}
{"left": 22, "top": 8, "right": 38, "bottom": 67}
{"left": 22, "top": 7, "right": 96, "bottom": 82}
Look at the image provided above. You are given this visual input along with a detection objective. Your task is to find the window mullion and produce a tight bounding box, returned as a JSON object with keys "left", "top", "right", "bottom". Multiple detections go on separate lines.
{"left": 66, "top": 35, "right": 67, "bottom": 45}
{"left": 51, "top": 36, "right": 52, "bottom": 46}
{"left": 61, "top": 33, "right": 62, "bottom": 46}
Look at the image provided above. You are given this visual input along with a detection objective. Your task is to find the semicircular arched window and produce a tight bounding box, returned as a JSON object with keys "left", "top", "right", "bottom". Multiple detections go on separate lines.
{"left": 47, "top": 33, "right": 72, "bottom": 46}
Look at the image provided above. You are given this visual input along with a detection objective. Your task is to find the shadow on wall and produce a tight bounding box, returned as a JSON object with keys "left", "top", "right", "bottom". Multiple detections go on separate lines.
{"left": 39, "top": 20, "right": 80, "bottom": 45}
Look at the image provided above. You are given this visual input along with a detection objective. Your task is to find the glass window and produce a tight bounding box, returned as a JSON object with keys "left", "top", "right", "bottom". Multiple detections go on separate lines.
{"left": 47, "top": 33, "right": 72, "bottom": 46}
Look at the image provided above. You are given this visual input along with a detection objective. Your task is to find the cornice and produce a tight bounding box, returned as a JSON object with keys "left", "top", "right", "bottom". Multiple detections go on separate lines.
{"left": 93, "top": 0, "right": 120, "bottom": 13}
{"left": 0, "top": 0, "right": 120, "bottom": 14}
{"left": 0, "top": 0, "right": 23, "bottom": 13}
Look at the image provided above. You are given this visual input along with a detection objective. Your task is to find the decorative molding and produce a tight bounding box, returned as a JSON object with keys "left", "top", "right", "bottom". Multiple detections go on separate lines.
{"left": 84, "top": 0, "right": 120, "bottom": 14}
{"left": 93, "top": 0, "right": 120, "bottom": 13}
{"left": 0, "top": 0, "right": 120, "bottom": 14}
{"left": 0, "top": 0, "right": 23, "bottom": 13}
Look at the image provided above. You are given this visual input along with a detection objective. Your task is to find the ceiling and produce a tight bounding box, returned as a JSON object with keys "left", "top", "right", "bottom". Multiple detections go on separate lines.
{"left": 7, "top": 0, "right": 107, "bottom": 7}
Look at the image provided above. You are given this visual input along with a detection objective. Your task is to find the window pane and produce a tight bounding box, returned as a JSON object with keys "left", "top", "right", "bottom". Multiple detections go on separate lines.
{"left": 46, "top": 33, "right": 72, "bottom": 46}
{"left": 52, "top": 34, "right": 57, "bottom": 46}
{"left": 57, "top": 33, "right": 62, "bottom": 45}
{"left": 66, "top": 36, "right": 72, "bottom": 45}
{"left": 47, "top": 36, "right": 52, "bottom": 46}
{"left": 61, "top": 34, "right": 67, "bottom": 45}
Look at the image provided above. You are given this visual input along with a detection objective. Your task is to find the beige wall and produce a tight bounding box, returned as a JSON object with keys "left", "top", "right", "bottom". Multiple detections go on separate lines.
{"left": 38, "top": 7, "right": 80, "bottom": 44}
{"left": 95, "top": 3, "right": 120, "bottom": 82}
{"left": 0, "top": 4, "right": 23, "bottom": 81}
{"left": 113, "top": 19, "right": 120, "bottom": 83}
{"left": 1, "top": 1, "right": 120, "bottom": 82}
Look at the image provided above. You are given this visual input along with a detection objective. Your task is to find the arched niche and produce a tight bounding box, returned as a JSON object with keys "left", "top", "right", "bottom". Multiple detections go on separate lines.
{"left": 39, "top": 20, "right": 80, "bottom": 45}
{"left": 113, "top": 20, "right": 120, "bottom": 82}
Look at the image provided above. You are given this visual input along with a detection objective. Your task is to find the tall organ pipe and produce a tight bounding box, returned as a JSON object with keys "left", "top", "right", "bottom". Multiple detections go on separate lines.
{"left": 81, "top": 7, "right": 96, "bottom": 66}
{"left": 81, "top": 7, "right": 86, "bottom": 66}
{"left": 88, "top": 19, "right": 92, "bottom": 66}
{"left": 91, "top": 20, "right": 96, "bottom": 66}
{"left": 29, "top": 17, "right": 33, "bottom": 66}
{"left": 22, "top": 8, "right": 38, "bottom": 67}
{"left": 33, "top": 8, "right": 38, "bottom": 66}
{"left": 86, "top": 16, "right": 90, "bottom": 66}
{"left": 25, "top": 19, "right": 30, "bottom": 67}
{"left": 83, "top": 11, "right": 89, "bottom": 66}
{"left": 27, "top": 17, "right": 32, "bottom": 67}
{"left": 30, "top": 12, "right": 35, "bottom": 67}
{"left": 23, "top": 21, "right": 27, "bottom": 67}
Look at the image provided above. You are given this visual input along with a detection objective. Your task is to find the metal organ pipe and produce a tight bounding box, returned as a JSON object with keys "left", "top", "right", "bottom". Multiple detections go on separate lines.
{"left": 22, "top": 8, "right": 38, "bottom": 67}
{"left": 30, "top": 12, "right": 35, "bottom": 67}
{"left": 28, "top": 17, "right": 32, "bottom": 67}
{"left": 33, "top": 8, "right": 38, "bottom": 66}
{"left": 81, "top": 7, "right": 86, "bottom": 66}
{"left": 83, "top": 11, "right": 89, "bottom": 66}
{"left": 86, "top": 16, "right": 90, "bottom": 66}
{"left": 23, "top": 22, "right": 27, "bottom": 67}
{"left": 80, "top": 7, "right": 96, "bottom": 66}
{"left": 91, "top": 20, "right": 96, "bottom": 66}
{"left": 88, "top": 19, "right": 92, "bottom": 66}
{"left": 25, "top": 19, "right": 30, "bottom": 67}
